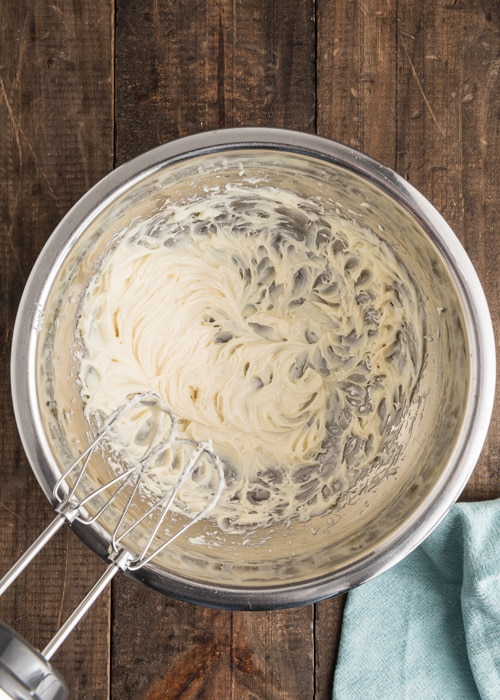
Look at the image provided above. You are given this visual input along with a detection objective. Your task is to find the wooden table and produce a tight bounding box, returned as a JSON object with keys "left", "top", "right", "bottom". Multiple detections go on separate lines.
{"left": 1, "top": 1, "right": 498, "bottom": 698}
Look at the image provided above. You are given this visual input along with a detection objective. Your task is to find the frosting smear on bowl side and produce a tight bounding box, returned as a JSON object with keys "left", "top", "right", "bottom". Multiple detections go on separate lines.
{"left": 77, "top": 185, "right": 425, "bottom": 531}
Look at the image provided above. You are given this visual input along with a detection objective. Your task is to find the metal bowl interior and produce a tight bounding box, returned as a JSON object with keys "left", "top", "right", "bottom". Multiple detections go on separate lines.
{"left": 11, "top": 128, "right": 495, "bottom": 609}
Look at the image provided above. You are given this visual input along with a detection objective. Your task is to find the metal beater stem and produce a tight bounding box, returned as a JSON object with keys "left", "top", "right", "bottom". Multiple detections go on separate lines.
{"left": 42, "top": 548, "right": 131, "bottom": 661}
{"left": 0, "top": 514, "right": 66, "bottom": 597}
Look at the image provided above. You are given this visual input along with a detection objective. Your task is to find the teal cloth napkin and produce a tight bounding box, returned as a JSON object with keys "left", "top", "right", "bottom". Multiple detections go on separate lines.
{"left": 333, "top": 499, "right": 500, "bottom": 700}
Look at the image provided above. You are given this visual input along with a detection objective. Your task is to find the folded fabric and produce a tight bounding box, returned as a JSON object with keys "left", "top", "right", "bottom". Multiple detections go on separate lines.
{"left": 333, "top": 499, "right": 500, "bottom": 700}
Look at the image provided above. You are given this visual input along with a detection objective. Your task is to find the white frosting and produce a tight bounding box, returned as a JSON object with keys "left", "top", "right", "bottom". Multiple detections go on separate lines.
{"left": 77, "top": 185, "right": 425, "bottom": 531}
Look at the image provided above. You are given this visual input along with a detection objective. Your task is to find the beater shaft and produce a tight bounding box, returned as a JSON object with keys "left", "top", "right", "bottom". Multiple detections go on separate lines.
{"left": 42, "top": 549, "right": 131, "bottom": 661}
{"left": 0, "top": 515, "right": 65, "bottom": 598}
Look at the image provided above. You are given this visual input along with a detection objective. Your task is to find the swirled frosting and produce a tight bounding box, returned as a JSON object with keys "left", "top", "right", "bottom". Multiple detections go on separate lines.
{"left": 77, "top": 185, "right": 425, "bottom": 531}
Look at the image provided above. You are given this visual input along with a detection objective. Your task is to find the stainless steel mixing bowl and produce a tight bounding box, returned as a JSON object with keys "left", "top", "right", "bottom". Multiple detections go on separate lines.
{"left": 11, "top": 128, "right": 495, "bottom": 610}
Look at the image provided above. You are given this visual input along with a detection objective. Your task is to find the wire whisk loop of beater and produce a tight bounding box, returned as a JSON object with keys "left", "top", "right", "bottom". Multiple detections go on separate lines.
{"left": 52, "top": 391, "right": 225, "bottom": 570}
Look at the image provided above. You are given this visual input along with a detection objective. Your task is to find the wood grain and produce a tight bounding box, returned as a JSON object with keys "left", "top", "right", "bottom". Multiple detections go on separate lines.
{"left": 317, "top": 0, "right": 398, "bottom": 166}
{"left": 115, "top": 0, "right": 315, "bottom": 163}
{"left": 0, "top": 1, "right": 113, "bottom": 699}
{"left": 112, "top": 587, "right": 314, "bottom": 699}
{"left": 313, "top": 595, "right": 346, "bottom": 700}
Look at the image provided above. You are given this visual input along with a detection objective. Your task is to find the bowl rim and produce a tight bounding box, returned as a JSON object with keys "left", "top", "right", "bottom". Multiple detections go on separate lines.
{"left": 10, "top": 127, "right": 496, "bottom": 609}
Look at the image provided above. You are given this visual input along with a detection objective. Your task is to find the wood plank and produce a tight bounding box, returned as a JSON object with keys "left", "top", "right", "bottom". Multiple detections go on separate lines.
{"left": 219, "top": 0, "right": 316, "bottom": 132}
{"left": 316, "top": 0, "right": 398, "bottom": 166}
{"left": 113, "top": 1, "right": 317, "bottom": 698}
{"left": 315, "top": 2, "right": 400, "bottom": 696}
{"left": 313, "top": 596, "right": 346, "bottom": 700}
{"left": 395, "top": 0, "right": 499, "bottom": 502}
{"left": 0, "top": 1, "right": 114, "bottom": 698}
{"left": 229, "top": 607, "right": 314, "bottom": 699}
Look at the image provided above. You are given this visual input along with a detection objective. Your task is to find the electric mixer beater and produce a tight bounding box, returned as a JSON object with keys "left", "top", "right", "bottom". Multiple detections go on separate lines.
{"left": 0, "top": 392, "right": 225, "bottom": 699}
